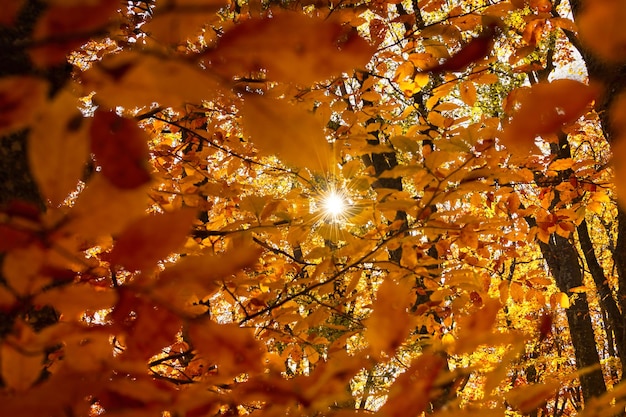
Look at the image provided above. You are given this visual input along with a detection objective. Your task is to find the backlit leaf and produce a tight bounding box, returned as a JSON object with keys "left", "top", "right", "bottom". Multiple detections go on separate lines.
{"left": 28, "top": 89, "right": 89, "bottom": 206}
{"left": 364, "top": 278, "right": 414, "bottom": 357}
{"left": 30, "top": 0, "right": 119, "bottom": 66}
{"left": 0, "top": 76, "right": 48, "bottom": 136}
{"left": 187, "top": 319, "right": 264, "bottom": 376}
{"left": 204, "top": 13, "right": 375, "bottom": 85}
{"left": 501, "top": 80, "right": 597, "bottom": 156}
{"left": 1, "top": 343, "right": 43, "bottom": 391}
{"left": 90, "top": 110, "right": 151, "bottom": 190}
{"left": 83, "top": 52, "right": 226, "bottom": 109}
{"left": 33, "top": 284, "right": 117, "bottom": 320}
{"left": 242, "top": 95, "right": 331, "bottom": 171}
{"left": 61, "top": 174, "right": 150, "bottom": 241}
{"left": 109, "top": 208, "right": 197, "bottom": 271}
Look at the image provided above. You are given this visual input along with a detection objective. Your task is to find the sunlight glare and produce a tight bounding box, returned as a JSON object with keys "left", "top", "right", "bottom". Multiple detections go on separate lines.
{"left": 323, "top": 191, "right": 346, "bottom": 218}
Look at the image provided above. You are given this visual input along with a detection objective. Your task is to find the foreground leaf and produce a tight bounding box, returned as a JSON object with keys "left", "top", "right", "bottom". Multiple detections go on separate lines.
{"left": 28, "top": 89, "right": 89, "bottom": 206}
{"left": 109, "top": 208, "right": 197, "bottom": 271}
{"left": 204, "top": 13, "right": 375, "bottom": 85}
{"left": 242, "top": 95, "right": 331, "bottom": 171}
{"left": 90, "top": 110, "right": 152, "bottom": 190}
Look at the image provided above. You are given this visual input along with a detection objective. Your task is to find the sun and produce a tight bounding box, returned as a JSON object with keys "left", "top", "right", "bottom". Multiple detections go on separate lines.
{"left": 318, "top": 186, "right": 349, "bottom": 224}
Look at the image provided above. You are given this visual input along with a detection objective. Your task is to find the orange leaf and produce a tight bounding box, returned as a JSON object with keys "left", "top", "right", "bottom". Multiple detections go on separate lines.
{"left": 505, "top": 381, "right": 559, "bottom": 414}
{"left": 379, "top": 352, "right": 444, "bottom": 417}
{"left": 578, "top": 1, "right": 626, "bottom": 64}
{"left": 61, "top": 174, "right": 150, "bottom": 241}
{"left": 501, "top": 80, "right": 597, "bottom": 156}
{"left": 242, "top": 95, "right": 331, "bottom": 171}
{"left": 120, "top": 293, "right": 182, "bottom": 360}
{"left": 109, "top": 208, "right": 197, "bottom": 271}
{"left": 28, "top": 89, "right": 90, "bottom": 206}
{"left": 1, "top": 342, "right": 44, "bottom": 391}
{"left": 187, "top": 319, "right": 264, "bottom": 376}
{"left": 459, "top": 80, "right": 477, "bottom": 106}
{"left": 90, "top": 110, "right": 152, "bottom": 190}
{"left": 30, "top": 0, "right": 119, "bottom": 67}
{"left": 204, "top": 13, "right": 375, "bottom": 85}
{"left": 0, "top": 76, "right": 48, "bottom": 136}
{"left": 33, "top": 284, "right": 117, "bottom": 320}
{"left": 364, "top": 278, "right": 414, "bottom": 358}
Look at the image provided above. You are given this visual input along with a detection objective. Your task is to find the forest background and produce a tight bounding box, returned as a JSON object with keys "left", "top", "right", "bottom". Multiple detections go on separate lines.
{"left": 1, "top": 0, "right": 626, "bottom": 416}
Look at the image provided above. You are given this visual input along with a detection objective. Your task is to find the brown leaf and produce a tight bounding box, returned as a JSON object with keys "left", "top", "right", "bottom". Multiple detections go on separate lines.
{"left": 109, "top": 208, "right": 197, "bottom": 271}
{"left": 90, "top": 110, "right": 152, "bottom": 190}
{"left": 204, "top": 13, "right": 375, "bottom": 85}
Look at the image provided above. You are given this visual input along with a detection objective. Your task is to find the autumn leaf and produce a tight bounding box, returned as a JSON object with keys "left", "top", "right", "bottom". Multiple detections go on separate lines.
{"left": 242, "top": 94, "right": 332, "bottom": 171}
{"left": 155, "top": 242, "right": 261, "bottom": 302}
{"left": 364, "top": 277, "right": 415, "bottom": 358}
{"left": 578, "top": 1, "right": 626, "bottom": 64}
{"left": 0, "top": 76, "right": 48, "bottom": 136}
{"left": 1, "top": 343, "right": 44, "bottom": 391}
{"left": 30, "top": 0, "right": 119, "bottom": 67}
{"left": 187, "top": 319, "right": 264, "bottom": 376}
{"left": 379, "top": 352, "right": 445, "bottom": 417}
{"left": 33, "top": 284, "right": 117, "bottom": 320}
{"left": 61, "top": 174, "right": 150, "bottom": 241}
{"left": 108, "top": 208, "right": 197, "bottom": 271}
{"left": 505, "top": 380, "right": 560, "bottom": 414}
{"left": 90, "top": 110, "right": 152, "bottom": 190}
{"left": 501, "top": 79, "right": 597, "bottom": 156}
{"left": 142, "top": 0, "right": 228, "bottom": 45}
{"left": 203, "top": 13, "right": 375, "bottom": 85}
{"left": 0, "top": 0, "right": 23, "bottom": 27}
{"left": 28, "top": 89, "right": 90, "bottom": 206}
{"left": 83, "top": 52, "right": 227, "bottom": 109}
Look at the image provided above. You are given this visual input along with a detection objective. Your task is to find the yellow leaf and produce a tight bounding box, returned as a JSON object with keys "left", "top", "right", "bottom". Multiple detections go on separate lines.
{"left": 109, "top": 208, "right": 197, "bottom": 271}
{"left": 548, "top": 157, "right": 574, "bottom": 171}
{"left": 2, "top": 246, "right": 46, "bottom": 296}
{"left": 550, "top": 291, "right": 570, "bottom": 309}
{"left": 1, "top": 342, "right": 44, "bottom": 391}
{"left": 205, "top": 13, "right": 375, "bottom": 85}
{"left": 379, "top": 352, "right": 445, "bottom": 417}
{"left": 28, "top": 89, "right": 89, "bottom": 206}
{"left": 242, "top": 95, "right": 331, "bottom": 171}
{"left": 187, "top": 319, "right": 265, "bottom": 376}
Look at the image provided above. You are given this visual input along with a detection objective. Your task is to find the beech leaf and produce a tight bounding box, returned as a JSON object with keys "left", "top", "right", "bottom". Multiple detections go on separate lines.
{"left": 109, "top": 208, "right": 197, "bottom": 271}
{"left": 90, "top": 110, "right": 152, "bottom": 190}
{"left": 204, "top": 13, "right": 375, "bottom": 85}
